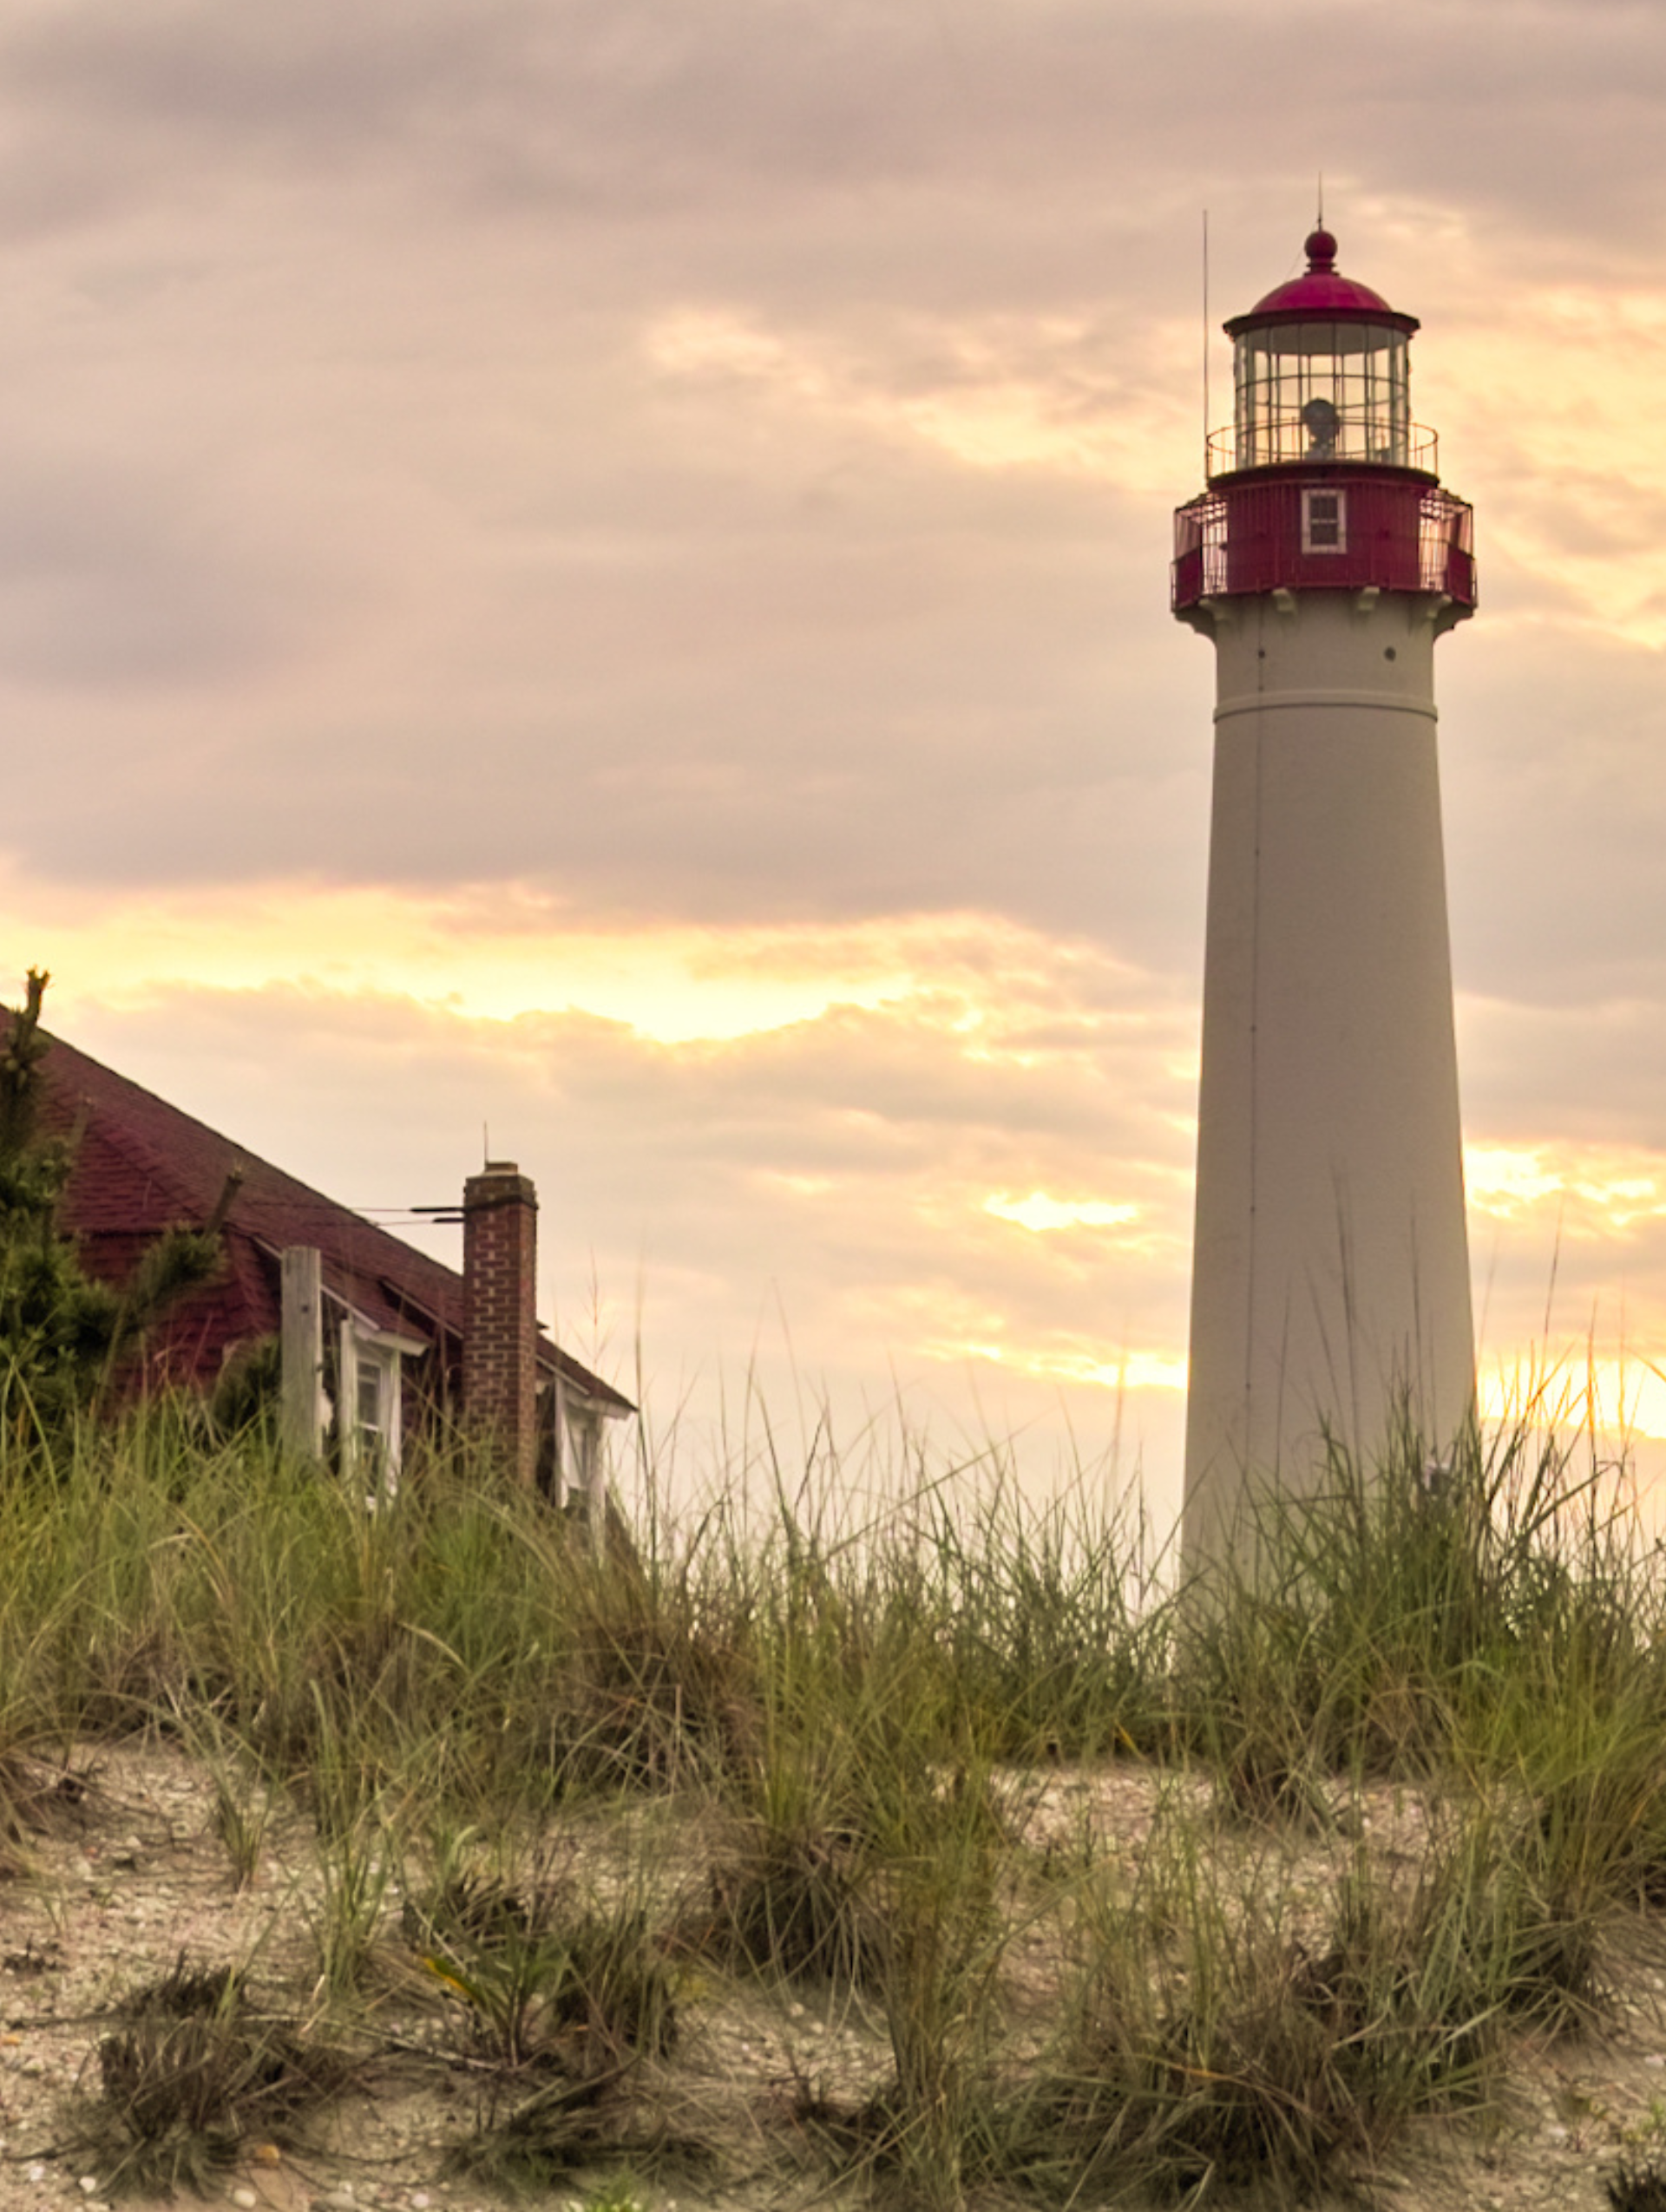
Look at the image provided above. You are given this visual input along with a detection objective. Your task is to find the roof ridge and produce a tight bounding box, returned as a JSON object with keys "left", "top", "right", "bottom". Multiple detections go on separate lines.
{"left": 20, "top": 1019, "right": 633, "bottom": 1413}
{"left": 39, "top": 1026, "right": 454, "bottom": 1274}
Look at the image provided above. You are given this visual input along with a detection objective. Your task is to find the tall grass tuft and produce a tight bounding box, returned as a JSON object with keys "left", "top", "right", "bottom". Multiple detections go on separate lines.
{"left": 1009, "top": 1803, "right": 1500, "bottom": 2203}
{"left": 1182, "top": 1403, "right": 1654, "bottom": 1794}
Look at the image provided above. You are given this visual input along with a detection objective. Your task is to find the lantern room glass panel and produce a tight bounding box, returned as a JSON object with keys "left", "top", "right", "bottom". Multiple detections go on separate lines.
{"left": 1233, "top": 322, "right": 1410, "bottom": 470}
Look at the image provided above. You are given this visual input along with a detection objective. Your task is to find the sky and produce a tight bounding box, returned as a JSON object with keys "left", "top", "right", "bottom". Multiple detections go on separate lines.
{"left": 10, "top": 0, "right": 1666, "bottom": 1529}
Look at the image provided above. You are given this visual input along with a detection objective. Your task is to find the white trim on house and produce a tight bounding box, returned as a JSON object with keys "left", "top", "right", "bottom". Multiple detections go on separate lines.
{"left": 337, "top": 1309, "right": 426, "bottom": 1497}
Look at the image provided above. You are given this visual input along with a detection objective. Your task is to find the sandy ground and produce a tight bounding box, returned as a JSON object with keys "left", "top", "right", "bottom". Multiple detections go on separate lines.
{"left": 0, "top": 1741, "right": 1661, "bottom": 2212}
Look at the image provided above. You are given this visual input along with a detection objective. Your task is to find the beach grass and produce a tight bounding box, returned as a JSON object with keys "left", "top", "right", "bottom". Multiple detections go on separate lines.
{"left": 6, "top": 1392, "right": 1664, "bottom": 2206}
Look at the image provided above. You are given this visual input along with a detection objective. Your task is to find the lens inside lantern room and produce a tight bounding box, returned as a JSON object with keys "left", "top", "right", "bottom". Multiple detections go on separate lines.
{"left": 1233, "top": 322, "right": 1412, "bottom": 468}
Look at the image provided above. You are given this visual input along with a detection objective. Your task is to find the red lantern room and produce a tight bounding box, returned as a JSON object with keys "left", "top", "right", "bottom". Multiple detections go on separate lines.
{"left": 1172, "top": 227, "right": 1476, "bottom": 615}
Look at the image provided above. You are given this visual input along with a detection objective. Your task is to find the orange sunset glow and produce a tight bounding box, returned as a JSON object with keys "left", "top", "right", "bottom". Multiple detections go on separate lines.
{"left": 4, "top": 4, "right": 1665, "bottom": 1528}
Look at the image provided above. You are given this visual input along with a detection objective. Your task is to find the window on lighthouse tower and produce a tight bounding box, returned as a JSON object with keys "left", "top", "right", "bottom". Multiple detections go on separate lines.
{"left": 1302, "top": 487, "right": 1347, "bottom": 553}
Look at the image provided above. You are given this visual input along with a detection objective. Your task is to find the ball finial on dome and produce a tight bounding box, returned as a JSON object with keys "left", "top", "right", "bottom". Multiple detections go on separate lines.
{"left": 1305, "top": 226, "right": 1338, "bottom": 273}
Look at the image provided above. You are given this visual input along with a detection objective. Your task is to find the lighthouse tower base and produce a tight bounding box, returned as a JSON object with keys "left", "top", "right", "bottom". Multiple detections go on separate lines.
{"left": 1181, "top": 587, "right": 1474, "bottom": 1578}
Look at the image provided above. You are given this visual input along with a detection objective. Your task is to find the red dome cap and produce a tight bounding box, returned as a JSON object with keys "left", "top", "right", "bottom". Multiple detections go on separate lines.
{"left": 1224, "top": 227, "right": 1419, "bottom": 338}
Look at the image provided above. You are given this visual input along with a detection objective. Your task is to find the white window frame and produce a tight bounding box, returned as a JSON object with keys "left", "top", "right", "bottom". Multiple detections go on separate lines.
{"left": 337, "top": 1313, "right": 425, "bottom": 1500}
{"left": 1302, "top": 487, "right": 1348, "bottom": 555}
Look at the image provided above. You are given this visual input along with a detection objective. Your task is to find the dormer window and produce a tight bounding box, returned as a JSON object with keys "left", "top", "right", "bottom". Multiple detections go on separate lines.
{"left": 1302, "top": 488, "right": 1347, "bottom": 554}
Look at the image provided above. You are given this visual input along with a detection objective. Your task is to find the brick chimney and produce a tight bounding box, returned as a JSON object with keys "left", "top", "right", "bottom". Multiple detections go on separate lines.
{"left": 462, "top": 1161, "right": 539, "bottom": 1484}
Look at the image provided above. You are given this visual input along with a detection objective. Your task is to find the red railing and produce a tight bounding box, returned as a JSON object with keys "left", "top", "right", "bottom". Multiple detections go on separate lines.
{"left": 1204, "top": 420, "right": 1440, "bottom": 480}
{"left": 1171, "top": 477, "right": 1475, "bottom": 612}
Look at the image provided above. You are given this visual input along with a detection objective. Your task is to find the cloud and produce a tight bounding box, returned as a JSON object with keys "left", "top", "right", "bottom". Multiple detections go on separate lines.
{"left": 0, "top": 0, "right": 1654, "bottom": 957}
{"left": 43, "top": 933, "right": 1197, "bottom": 1484}
{"left": 0, "top": 0, "right": 1661, "bottom": 1505}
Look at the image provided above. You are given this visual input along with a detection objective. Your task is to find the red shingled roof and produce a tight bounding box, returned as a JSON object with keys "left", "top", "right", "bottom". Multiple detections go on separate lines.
{"left": 23, "top": 1024, "right": 632, "bottom": 1415}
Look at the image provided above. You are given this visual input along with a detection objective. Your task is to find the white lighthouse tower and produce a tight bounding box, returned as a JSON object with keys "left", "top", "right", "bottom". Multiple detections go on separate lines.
{"left": 1173, "top": 224, "right": 1477, "bottom": 1574}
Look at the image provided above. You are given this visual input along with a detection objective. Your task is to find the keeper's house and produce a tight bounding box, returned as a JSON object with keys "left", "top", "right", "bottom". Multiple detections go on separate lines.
{"left": 31, "top": 1028, "right": 631, "bottom": 1487}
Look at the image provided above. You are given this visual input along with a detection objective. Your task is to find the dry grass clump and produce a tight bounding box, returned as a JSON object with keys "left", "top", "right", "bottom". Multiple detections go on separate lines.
{"left": 84, "top": 1953, "right": 358, "bottom": 2196}
{"left": 705, "top": 1812, "right": 886, "bottom": 1986}
{"left": 1003, "top": 1818, "right": 1491, "bottom": 2206}
{"left": 406, "top": 1862, "right": 680, "bottom": 2077}
{"left": 0, "top": 1748, "right": 100, "bottom": 1883}
{"left": 1609, "top": 2149, "right": 1666, "bottom": 2210}
{"left": 403, "top": 1853, "right": 700, "bottom": 2192}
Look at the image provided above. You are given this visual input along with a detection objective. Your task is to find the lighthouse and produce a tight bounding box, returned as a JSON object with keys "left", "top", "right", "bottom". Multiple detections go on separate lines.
{"left": 1172, "top": 224, "right": 1478, "bottom": 1575}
